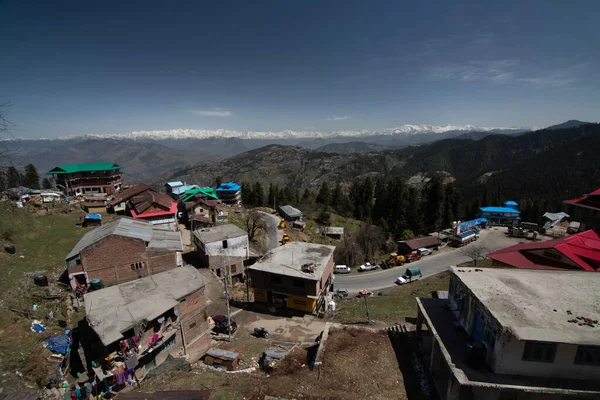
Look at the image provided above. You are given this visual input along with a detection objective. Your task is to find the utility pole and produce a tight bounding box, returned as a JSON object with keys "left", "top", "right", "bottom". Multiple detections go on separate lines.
{"left": 223, "top": 256, "right": 232, "bottom": 342}
{"left": 245, "top": 246, "right": 250, "bottom": 303}
{"left": 364, "top": 295, "right": 372, "bottom": 324}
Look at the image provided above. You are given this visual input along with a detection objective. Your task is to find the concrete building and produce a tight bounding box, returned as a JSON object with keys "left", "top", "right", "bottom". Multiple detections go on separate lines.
{"left": 477, "top": 201, "right": 521, "bottom": 226}
{"left": 216, "top": 182, "right": 241, "bottom": 205}
{"left": 416, "top": 266, "right": 600, "bottom": 399}
{"left": 564, "top": 188, "right": 600, "bottom": 232}
{"left": 82, "top": 267, "right": 211, "bottom": 386}
{"left": 278, "top": 205, "right": 302, "bottom": 221}
{"left": 192, "top": 224, "right": 249, "bottom": 281}
{"left": 47, "top": 162, "right": 123, "bottom": 198}
{"left": 487, "top": 229, "right": 600, "bottom": 271}
{"left": 248, "top": 242, "right": 335, "bottom": 314}
{"left": 66, "top": 217, "right": 183, "bottom": 287}
{"left": 323, "top": 226, "right": 344, "bottom": 239}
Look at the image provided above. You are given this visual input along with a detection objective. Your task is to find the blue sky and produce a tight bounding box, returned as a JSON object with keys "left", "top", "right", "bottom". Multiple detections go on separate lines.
{"left": 1, "top": 0, "right": 599, "bottom": 138}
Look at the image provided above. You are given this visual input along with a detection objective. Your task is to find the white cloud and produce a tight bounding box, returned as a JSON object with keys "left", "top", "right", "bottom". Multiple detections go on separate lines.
{"left": 428, "top": 59, "right": 585, "bottom": 88}
{"left": 190, "top": 109, "right": 232, "bottom": 117}
{"left": 327, "top": 116, "right": 350, "bottom": 121}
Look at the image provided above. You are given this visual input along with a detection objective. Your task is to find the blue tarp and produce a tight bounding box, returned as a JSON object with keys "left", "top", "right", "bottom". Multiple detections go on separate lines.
{"left": 85, "top": 213, "right": 102, "bottom": 220}
{"left": 43, "top": 335, "right": 72, "bottom": 355}
{"left": 479, "top": 206, "right": 521, "bottom": 214}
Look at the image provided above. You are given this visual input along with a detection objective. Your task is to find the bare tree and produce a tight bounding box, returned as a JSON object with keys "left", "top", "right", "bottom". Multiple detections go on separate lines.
{"left": 461, "top": 243, "right": 488, "bottom": 266}
{"left": 333, "top": 235, "right": 365, "bottom": 268}
{"left": 244, "top": 210, "right": 266, "bottom": 241}
{"left": 356, "top": 224, "right": 386, "bottom": 261}
{"left": 0, "top": 103, "right": 17, "bottom": 165}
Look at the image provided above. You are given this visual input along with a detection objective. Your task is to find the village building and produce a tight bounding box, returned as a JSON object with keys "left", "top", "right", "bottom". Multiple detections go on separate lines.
{"left": 539, "top": 211, "right": 570, "bottom": 235}
{"left": 564, "top": 188, "right": 600, "bottom": 232}
{"left": 47, "top": 162, "right": 123, "bottom": 198}
{"left": 108, "top": 184, "right": 155, "bottom": 214}
{"left": 82, "top": 267, "right": 211, "bottom": 388}
{"left": 107, "top": 185, "right": 177, "bottom": 229}
{"left": 477, "top": 200, "right": 521, "bottom": 226}
{"left": 278, "top": 205, "right": 302, "bottom": 221}
{"left": 487, "top": 229, "right": 600, "bottom": 271}
{"left": 248, "top": 242, "right": 335, "bottom": 314}
{"left": 192, "top": 224, "right": 249, "bottom": 282}
{"left": 416, "top": 266, "right": 600, "bottom": 399}
{"left": 323, "top": 226, "right": 343, "bottom": 239}
{"left": 397, "top": 236, "right": 441, "bottom": 254}
{"left": 216, "top": 182, "right": 241, "bottom": 205}
{"left": 164, "top": 181, "right": 184, "bottom": 196}
{"left": 179, "top": 186, "right": 219, "bottom": 203}
{"left": 179, "top": 197, "right": 219, "bottom": 228}
{"left": 170, "top": 184, "right": 201, "bottom": 201}
{"left": 66, "top": 217, "right": 183, "bottom": 287}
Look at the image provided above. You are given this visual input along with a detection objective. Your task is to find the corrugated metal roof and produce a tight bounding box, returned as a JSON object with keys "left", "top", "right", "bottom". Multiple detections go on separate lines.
{"left": 216, "top": 182, "right": 241, "bottom": 192}
{"left": 67, "top": 217, "right": 154, "bottom": 260}
{"left": 400, "top": 236, "right": 441, "bottom": 250}
{"left": 172, "top": 185, "right": 199, "bottom": 195}
{"left": 149, "top": 230, "right": 183, "bottom": 251}
{"left": 131, "top": 191, "right": 174, "bottom": 214}
{"left": 324, "top": 227, "right": 344, "bottom": 235}
{"left": 193, "top": 224, "right": 247, "bottom": 244}
{"left": 108, "top": 184, "right": 152, "bottom": 206}
{"left": 166, "top": 181, "right": 184, "bottom": 187}
{"left": 47, "top": 162, "right": 122, "bottom": 174}
{"left": 84, "top": 266, "right": 204, "bottom": 345}
{"left": 279, "top": 205, "right": 302, "bottom": 217}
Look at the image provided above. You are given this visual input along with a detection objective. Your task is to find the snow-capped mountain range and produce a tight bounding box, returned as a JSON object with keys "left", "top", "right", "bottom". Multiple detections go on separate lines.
{"left": 54, "top": 124, "right": 529, "bottom": 141}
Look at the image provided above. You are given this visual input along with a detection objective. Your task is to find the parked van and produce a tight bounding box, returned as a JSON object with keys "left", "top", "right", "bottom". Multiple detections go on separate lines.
{"left": 334, "top": 265, "right": 351, "bottom": 274}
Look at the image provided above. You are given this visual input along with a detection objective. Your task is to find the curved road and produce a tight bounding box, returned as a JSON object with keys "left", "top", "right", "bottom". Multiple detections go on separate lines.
{"left": 335, "top": 228, "right": 530, "bottom": 293}
{"left": 257, "top": 211, "right": 283, "bottom": 251}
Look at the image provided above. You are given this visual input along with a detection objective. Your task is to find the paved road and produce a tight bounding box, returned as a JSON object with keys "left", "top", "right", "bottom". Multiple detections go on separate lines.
{"left": 334, "top": 228, "right": 528, "bottom": 293}
{"left": 257, "top": 211, "right": 283, "bottom": 251}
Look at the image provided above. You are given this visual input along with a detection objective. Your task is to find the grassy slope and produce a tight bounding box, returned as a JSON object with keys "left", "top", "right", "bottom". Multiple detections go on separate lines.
{"left": 331, "top": 271, "right": 450, "bottom": 324}
{"left": 0, "top": 203, "right": 90, "bottom": 389}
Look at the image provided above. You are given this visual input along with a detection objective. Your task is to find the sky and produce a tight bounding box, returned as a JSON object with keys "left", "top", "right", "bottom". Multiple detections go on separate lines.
{"left": 1, "top": 0, "right": 599, "bottom": 138}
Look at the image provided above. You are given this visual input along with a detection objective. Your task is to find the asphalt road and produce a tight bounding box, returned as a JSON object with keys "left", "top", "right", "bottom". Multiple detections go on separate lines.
{"left": 334, "top": 228, "right": 527, "bottom": 293}
{"left": 257, "top": 211, "right": 283, "bottom": 251}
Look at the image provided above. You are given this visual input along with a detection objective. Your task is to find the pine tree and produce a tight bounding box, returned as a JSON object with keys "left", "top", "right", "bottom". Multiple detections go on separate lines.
{"left": 0, "top": 171, "right": 5, "bottom": 191}
{"left": 6, "top": 166, "right": 22, "bottom": 188}
{"left": 23, "top": 163, "right": 40, "bottom": 189}
{"left": 42, "top": 177, "right": 53, "bottom": 189}
{"left": 316, "top": 182, "right": 331, "bottom": 208}
{"left": 267, "top": 183, "right": 276, "bottom": 208}
{"left": 253, "top": 181, "right": 264, "bottom": 206}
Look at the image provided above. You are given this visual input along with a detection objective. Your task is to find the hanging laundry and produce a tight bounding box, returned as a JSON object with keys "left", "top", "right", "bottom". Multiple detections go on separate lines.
{"left": 125, "top": 354, "right": 138, "bottom": 370}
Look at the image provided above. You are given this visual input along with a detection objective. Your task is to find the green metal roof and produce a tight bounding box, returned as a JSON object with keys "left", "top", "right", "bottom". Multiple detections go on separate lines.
{"left": 47, "top": 162, "right": 123, "bottom": 174}
{"left": 180, "top": 187, "right": 218, "bottom": 203}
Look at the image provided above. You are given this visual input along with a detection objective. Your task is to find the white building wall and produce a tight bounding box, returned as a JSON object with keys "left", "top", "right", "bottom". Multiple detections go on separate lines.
{"left": 494, "top": 335, "right": 600, "bottom": 380}
{"left": 204, "top": 235, "right": 249, "bottom": 258}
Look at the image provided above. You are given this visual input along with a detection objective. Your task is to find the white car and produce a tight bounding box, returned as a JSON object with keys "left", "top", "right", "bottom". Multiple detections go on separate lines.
{"left": 359, "top": 262, "right": 377, "bottom": 272}
{"left": 417, "top": 247, "right": 432, "bottom": 256}
{"left": 395, "top": 276, "right": 408, "bottom": 285}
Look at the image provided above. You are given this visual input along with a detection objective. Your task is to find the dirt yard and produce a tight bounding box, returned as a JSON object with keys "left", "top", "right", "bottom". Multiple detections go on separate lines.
{"left": 140, "top": 327, "right": 434, "bottom": 400}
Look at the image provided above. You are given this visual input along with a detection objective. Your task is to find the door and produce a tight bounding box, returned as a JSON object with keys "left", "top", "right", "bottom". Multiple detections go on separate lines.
{"left": 472, "top": 313, "right": 484, "bottom": 343}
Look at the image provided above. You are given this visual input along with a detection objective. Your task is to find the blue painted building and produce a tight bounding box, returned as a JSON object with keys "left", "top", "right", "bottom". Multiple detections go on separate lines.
{"left": 477, "top": 201, "right": 521, "bottom": 226}
{"left": 216, "top": 182, "right": 242, "bottom": 205}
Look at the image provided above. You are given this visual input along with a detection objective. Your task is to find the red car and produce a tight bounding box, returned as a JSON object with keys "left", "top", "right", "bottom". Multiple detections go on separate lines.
{"left": 405, "top": 253, "right": 422, "bottom": 263}
{"left": 358, "top": 289, "right": 373, "bottom": 297}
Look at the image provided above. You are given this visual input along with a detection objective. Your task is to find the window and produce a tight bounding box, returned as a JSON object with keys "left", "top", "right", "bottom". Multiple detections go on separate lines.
{"left": 575, "top": 346, "right": 600, "bottom": 366}
{"left": 222, "top": 240, "right": 228, "bottom": 249}
{"left": 131, "top": 262, "right": 144, "bottom": 271}
{"left": 522, "top": 341, "right": 556, "bottom": 362}
{"left": 293, "top": 279, "right": 305, "bottom": 288}
{"left": 270, "top": 275, "right": 282, "bottom": 284}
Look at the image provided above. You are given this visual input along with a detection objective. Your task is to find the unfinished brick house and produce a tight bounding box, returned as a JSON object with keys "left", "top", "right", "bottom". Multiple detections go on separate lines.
{"left": 66, "top": 217, "right": 183, "bottom": 287}
{"left": 82, "top": 267, "right": 211, "bottom": 390}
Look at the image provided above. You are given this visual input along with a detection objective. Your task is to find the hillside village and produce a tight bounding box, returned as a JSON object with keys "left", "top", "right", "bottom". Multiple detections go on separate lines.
{"left": 0, "top": 159, "right": 599, "bottom": 400}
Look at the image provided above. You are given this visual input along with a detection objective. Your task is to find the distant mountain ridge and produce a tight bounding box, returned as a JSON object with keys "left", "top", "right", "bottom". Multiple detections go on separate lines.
{"left": 545, "top": 120, "right": 590, "bottom": 130}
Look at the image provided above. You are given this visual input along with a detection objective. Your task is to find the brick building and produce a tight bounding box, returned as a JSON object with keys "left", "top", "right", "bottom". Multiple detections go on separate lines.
{"left": 66, "top": 217, "right": 183, "bottom": 287}
{"left": 249, "top": 242, "right": 335, "bottom": 314}
{"left": 47, "top": 162, "right": 123, "bottom": 198}
{"left": 82, "top": 267, "right": 211, "bottom": 388}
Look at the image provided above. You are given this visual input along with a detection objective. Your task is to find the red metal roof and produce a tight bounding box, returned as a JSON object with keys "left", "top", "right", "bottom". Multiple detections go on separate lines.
{"left": 488, "top": 230, "right": 600, "bottom": 271}
{"left": 564, "top": 187, "right": 600, "bottom": 210}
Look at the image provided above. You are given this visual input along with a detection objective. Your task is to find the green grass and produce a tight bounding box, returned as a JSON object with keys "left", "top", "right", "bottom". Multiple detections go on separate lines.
{"left": 0, "top": 203, "right": 92, "bottom": 389}
{"left": 331, "top": 272, "right": 450, "bottom": 325}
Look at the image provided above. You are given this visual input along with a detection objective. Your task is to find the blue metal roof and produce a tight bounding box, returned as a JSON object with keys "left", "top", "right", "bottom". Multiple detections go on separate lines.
{"left": 479, "top": 207, "right": 521, "bottom": 214}
{"left": 504, "top": 200, "right": 518, "bottom": 206}
{"left": 216, "top": 182, "right": 241, "bottom": 192}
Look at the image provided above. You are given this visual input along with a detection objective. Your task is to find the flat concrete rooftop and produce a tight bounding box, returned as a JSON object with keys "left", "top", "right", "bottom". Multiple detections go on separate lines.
{"left": 193, "top": 224, "right": 247, "bottom": 243}
{"left": 84, "top": 266, "right": 204, "bottom": 346}
{"left": 451, "top": 266, "right": 600, "bottom": 345}
{"left": 249, "top": 242, "right": 335, "bottom": 281}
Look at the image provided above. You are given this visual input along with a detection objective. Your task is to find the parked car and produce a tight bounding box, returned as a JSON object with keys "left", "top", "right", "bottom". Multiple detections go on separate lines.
{"left": 405, "top": 253, "right": 422, "bottom": 263}
{"left": 358, "top": 289, "right": 372, "bottom": 297}
{"left": 417, "top": 247, "right": 432, "bottom": 256}
{"left": 359, "top": 262, "right": 378, "bottom": 272}
{"left": 334, "top": 265, "right": 351, "bottom": 274}
{"left": 334, "top": 288, "right": 349, "bottom": 297}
